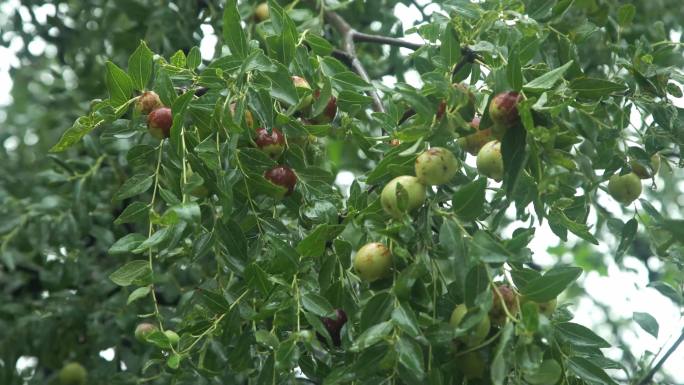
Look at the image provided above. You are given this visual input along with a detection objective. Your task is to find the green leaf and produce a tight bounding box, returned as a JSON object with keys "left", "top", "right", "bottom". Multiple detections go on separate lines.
{"left": 187, "top": 46, "right": 202, "bottom": 69}
{"left": 633, "top": 312, "right": 659, "bottom": 338}
{"left": 567, "top": 356, "right": 618, "bottom": 385}
{"left": 391, "top": 304, "right": 421, "bottom": 337}
{"left": 491, "top": 322, "right": 514, "bottom": 385}
{"left": 105, "top": 61, "right": 134, "bottom": 106}
{"left": 569, "top": 78, "right": 628, "bottom": 99}
{"left": 647, "top": 281, "right": 683, "bottom": 304}
{"left": 523, "top": 60, "right": 573, "bottom": 92}
{"left": 167, "top": 353, "right": 181, "bottom": 369}
{"left": 440, "top": 22, "right": 461, "bottom": 68}
{"left": 114, "top": 173, "right": 154, "bottom": 201}
{"left": 617, "top": 218, "right": 637, "bottom": 259}
{"left": 507, "top": 47, "right": 523, "bottom": 91}
{"left": 360, "top": 292, "right": 394, "bottom": 332}
{"left": 114, "top": 202, "right": 150, "bottom": 225}
{"left": 350, "top": 321, "right": 393, "bottom": 352}
{"left": 301, "top": 292, "right": 334, "bottom": 317}
{"left": 222, "top": 0, "right": 248, "bottom": 58}
{"left": 617, "top": 4, "right": 636, "bottom": 26}
{"left": 464, "top": 264, "right": 489, "bottom": 307}
{"left": 331, "top": 71, "right": 372, "bottom": 92}
{"left": 127, "top": 41, "right": 153, "bottom": 90}
{"left": 195, "top": 289, "right": 231, "bottom": 314}
{"left": 305, "top": 34, "right": 333, "bottom": 56}
{"left": 524, "top": 360, "right": 562, "bottom": 384}
{"left": 108, "top": 233, "right": 146, "bottom": 255}
{"left": 133, "top": 227, "right": 172, "bottom": 253}
{"left": 549, "top": 209, "right": 599, "bottom": 245}
{"left": 296, "top": 224, "right": 344, "bottom": 258}
{"left": 50, "top": 113, "right": 106, "bottom": 152}
{"left": 264, "top": 64, "right": 298, "bottom": 106}
{"left": 396, "top": 336, "right": 425, "bottom": 379}
{"left": 337, "top": 90, "right": 374, "bottom": 110}
{"left": 502, "top": 124, "right": 528, "bottom": 198}
{"left": 109, "top": 260, "right": 151, "bottom": 286}
{"left": 554, "top": 322, "right": 611, "bottom": 348}
{"left": 170, "top": 50, "right": 186, "bottom": 68}
{"left": 520, "top": 266, "right": 582, "bottom": 302}
{"left": 127, "top": 286, "right": 151, "bottom": 304}
{"left": 452, "top": 178, "right": 486, "bottom": 221}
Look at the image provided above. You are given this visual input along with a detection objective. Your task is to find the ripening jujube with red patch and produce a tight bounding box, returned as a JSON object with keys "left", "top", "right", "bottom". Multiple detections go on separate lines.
{"left": 490, "top": 284, "right": 519, "bottom": 326}
{"left": 147, "top": 107, "right": 173, "bottom": 139}
{"left": 255, "top": 127, "right": 286, "bottom": 159}
{"left": 489, "top": 91, "right": 522, "bottom": 138}
{"left": 264, "top": 165, "right": 297, "bottom": 195}
{"left": 318, "top": 308, "right": 347, "bottom": 346}
{"left": 312, "top": 89, "right": 338, "bottom": 123}
{"left": 135, "top": 322, "right": 158, "bottom": 341}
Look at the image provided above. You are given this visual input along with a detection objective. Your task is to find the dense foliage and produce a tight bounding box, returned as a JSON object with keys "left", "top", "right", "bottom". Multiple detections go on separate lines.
{"left": 1, "top": 1, "right": 684, "bottom": 384}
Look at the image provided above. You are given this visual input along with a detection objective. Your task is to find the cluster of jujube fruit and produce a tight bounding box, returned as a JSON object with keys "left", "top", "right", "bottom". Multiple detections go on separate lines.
{"left": 136, "top": 75, "right": 337, "bottom": 199}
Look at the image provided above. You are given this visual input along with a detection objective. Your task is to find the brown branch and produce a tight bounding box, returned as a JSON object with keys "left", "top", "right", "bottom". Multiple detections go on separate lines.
{"left": 352, "top": 32, "right": 423, "bottom": 51}
{"left": 636, "top": 330, "right": 684, "bottom": 385}
{"left": 324, "top": 11, "right": 385, "bottom": 113}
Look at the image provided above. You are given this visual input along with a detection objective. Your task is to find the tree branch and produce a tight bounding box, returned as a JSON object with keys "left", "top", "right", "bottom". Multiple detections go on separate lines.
{"left": 352, "top": 32, "right": 423, "bottom": 51}
{"left": 636, "top": 330, "right": 684, "bottom": 385}
{"left": 325, "top": 11, "right": 385, "bottom": 113}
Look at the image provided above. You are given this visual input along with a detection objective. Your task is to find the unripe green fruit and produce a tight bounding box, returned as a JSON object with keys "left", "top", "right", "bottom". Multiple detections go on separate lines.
{"left": 489, "top": 91, "right": 522, "bottom": 138}
{"left": 58, "top": 362, "right": 87, "bottom": 385}
{"left": 165, "top": 330, "right": 180, "bottom": 345}
{"left": 135, "top": 91, "right": 163, "bottom": 114}
{"left": 135, "top": 322, "right": 158, "bottom": 342}
{"left": 254, "top": 2, "right": 269, "bottom": 21}
{"left": 297, "top": 330, "right": 314, "bottom": 343}
{"left": 521, "top": 296, "right": 557, "bottom": 317}
{"left": 353, "top": 242, "right": 392, "bottom": 282}
{"left": 457, "top": 118, "right": 493, "bottom": 155}
{"left": 456, "top": 352, "right": 486, "bottom": 379}
{"left": 449, "top": 304, "right": 491, "bottom": 347}
{"left": 608, "top": 172, "right": 642, "bottom": 205}
{"left": 630, "top": 153, "right": 661, "bottom": 179}
{"left": 415, "top": 147, "right": 459, "bottom": 185}
{"left": 476, "top": 140, "right": 504, "bottom": 182}
{"left": 380, "top": 175, "right": 426, "bottom": 218}
{"left": 292, "top": 76, "right": 313, "bottom": 112}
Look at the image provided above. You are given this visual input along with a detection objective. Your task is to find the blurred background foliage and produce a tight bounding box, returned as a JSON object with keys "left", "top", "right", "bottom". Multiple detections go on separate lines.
{"left": 0, "top": 0, "right": 683, "bottom": 384}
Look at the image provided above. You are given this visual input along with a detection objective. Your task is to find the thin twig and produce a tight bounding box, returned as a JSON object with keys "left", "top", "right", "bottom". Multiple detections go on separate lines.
{"left": 636, "top": 330, "right": 684, "bottom": 385}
